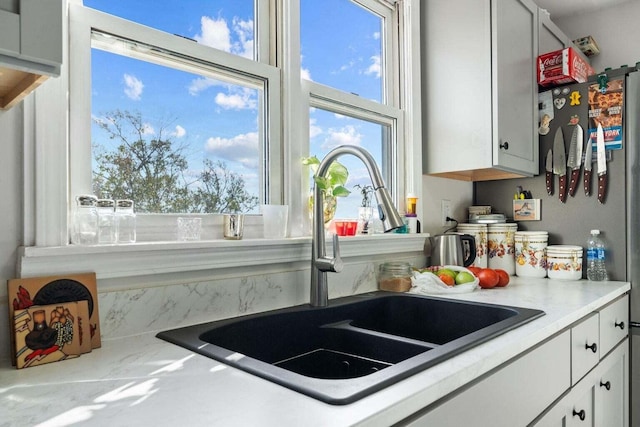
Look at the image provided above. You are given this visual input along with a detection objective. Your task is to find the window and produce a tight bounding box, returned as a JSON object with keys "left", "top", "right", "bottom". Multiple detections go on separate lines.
{"left": 30, "top": 0, "right": 420, "bottom": 248}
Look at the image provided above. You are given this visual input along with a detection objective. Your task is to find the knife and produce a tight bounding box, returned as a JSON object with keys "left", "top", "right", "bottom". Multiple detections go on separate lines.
{"left": 567, "top": 125, "right": 583, "bottom": 197}
{"left": 553, "top": 127, "right": 567, "bottom": 203}
{"left": 583, "top": 138, "right": 593, "bottom": 196}
{"left": 596, "top": 123, "right": 607, "bottom": 203}
{"left": 545, "top": 149, "right": 553, "bottom": 196}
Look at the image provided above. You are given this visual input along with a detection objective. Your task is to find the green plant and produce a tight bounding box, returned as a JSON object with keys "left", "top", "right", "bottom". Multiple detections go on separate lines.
{"left": 354, "top": 184, "right": 373, "bottom": 207}
{"left": 302, "top": 156, "right": 351, "bottom": 198}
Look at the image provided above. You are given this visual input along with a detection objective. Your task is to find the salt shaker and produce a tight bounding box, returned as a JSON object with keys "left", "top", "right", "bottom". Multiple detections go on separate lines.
{"left": 115, "top": 199, "right": 136, "bottom": 243}
{"left": 72, "top": 195, "right": 98, "bottom": 245}
{"left": 96, "top": 199, "right": 116, "bottom": 244}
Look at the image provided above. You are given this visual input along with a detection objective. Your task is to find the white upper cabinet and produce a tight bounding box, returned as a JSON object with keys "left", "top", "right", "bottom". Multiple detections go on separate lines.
{"left": 0, "top": 0, "right": 63, "bottom": 110}
{"left": 422, "top": 0, "right": 539, "bottom": 181}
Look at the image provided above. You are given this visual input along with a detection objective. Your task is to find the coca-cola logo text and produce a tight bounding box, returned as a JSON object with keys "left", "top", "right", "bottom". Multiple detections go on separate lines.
{"left": 542, "top": 54, "right": 562, "bottom": 68}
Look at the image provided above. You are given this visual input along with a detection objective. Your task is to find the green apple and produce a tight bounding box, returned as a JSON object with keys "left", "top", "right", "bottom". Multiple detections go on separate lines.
{"left": 455, "top": 271, "right": 476, "bottom": 285}
{"left": 436, "top": 268, "right": 457, "bottom": 280}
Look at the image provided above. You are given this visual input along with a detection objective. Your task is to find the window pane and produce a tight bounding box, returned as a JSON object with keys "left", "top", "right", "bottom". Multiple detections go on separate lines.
{"left": 300, "top": 0, "right": 384, "bottom": 103}
{"left": 91, "top": 45, "right": 262, "bottom": 214}
{"left": 83, "top": 0, "right": 256, "bottom": 60}
{"left": 309, "top": 107, "right": 390, "bottom": 219}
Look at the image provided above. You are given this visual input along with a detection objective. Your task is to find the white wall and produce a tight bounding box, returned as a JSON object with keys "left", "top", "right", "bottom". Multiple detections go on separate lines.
{"left": 420, "top": 176, "right": 473, "bottom": 236}
{"left": 554, "top": 1, "right": 640, "bottom": 73}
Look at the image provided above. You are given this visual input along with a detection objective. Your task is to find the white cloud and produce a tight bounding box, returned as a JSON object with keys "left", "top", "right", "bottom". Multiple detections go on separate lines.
{"left": 214, "top": 88, "right": 257, "bottom": 110}
{"left": 123, "top": 74, "right": 144, "bottom": 100}
{"left": 364, "top": 55, "right": 381, "bottom": 78}
{"left": 309, "top": 118, "right": 322, "bottom": 139}
{"left": 195, "top": 16, "right": 231, "bottom": 52}
{"left": 373, "top": 32, "right": 380, "bottom": 40}
{"left": 141, "top": 123, "right": 155, "bottom": 135}
{"left": 321, "top": 125, "right": 362, "bottom": 151}
{"left": 204, "top": 131, "right": 259, "bottom": 169}
{"left": 173, "top": 125, "right": 186, "bottom": 138}
{"left": 301, "top": 67, "right": 312, "bottom": 81}
{"left": 188, "top": 77, "right": 221, "bottom": 96}
{"left": 194, "top": 16, "right": 253, "bottom": 58}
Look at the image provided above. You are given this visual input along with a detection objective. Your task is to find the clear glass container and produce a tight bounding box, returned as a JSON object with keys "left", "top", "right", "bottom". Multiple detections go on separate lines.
{"left": 378, "top": 261, "right": 413, "bottom": 292}
{"left": 97, "top": 199, "right": 116, "bottom": 244}
{"left": 72, "top": 195, "right": 98, "bottom": 245}
{"left": 115, "top": 199, "right": 136, "bottom": 243}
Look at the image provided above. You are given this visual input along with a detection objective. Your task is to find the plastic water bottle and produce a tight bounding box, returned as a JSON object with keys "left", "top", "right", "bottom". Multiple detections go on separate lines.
{"left": 586, "top": 229, "right": 608, "bottom": 281}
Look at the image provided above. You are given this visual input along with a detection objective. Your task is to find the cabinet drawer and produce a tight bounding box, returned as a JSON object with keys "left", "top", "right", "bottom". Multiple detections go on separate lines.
{"left": 599, "top": 295, "right": 629, "bottom": 357}
{"left": 571, "top": 313, "right": 599, "bottom": 385}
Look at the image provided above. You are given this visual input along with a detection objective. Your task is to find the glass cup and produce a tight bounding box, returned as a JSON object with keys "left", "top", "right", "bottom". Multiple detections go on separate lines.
{"left": 223, "top": 214, "right": 244, "bottom": 240}
{"left": 261, "top": 204, "right": 288, "bottom": 239}
{"left": 177, "top": 217, "right": 202, "bottom": 241}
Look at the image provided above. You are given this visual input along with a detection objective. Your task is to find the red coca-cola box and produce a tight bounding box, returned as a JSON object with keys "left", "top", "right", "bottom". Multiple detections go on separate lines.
{"left": 537, "top": 47, "right": 595, "bottom": 87}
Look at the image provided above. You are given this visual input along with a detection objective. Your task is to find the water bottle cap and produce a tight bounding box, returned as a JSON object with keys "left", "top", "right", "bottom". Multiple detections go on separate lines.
{"left": 590, "top": 229, "right": 600, "bottom": 235}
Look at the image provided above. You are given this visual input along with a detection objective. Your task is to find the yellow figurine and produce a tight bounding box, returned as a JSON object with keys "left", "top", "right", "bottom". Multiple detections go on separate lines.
{"left": 570, "top": 91, "right": 581, "bottom": 106}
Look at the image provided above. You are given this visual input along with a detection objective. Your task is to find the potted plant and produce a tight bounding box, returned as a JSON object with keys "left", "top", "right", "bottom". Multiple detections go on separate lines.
{"left": 302, "top": 155, "right": 350, "bottom": 224}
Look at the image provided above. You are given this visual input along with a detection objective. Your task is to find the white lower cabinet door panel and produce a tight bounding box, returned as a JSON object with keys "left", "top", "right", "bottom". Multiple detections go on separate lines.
{"left": 399, "top": 331, "right": 570, "bottom": 427}
{"left": 594, "top": 344, "right": 628, "bottom": 427}
{"left": 571, "top": 313, "right": 600, "bottom": 385}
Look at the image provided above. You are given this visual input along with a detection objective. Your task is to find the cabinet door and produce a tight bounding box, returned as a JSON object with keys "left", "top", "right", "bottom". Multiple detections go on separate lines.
{"left": 595, "top": 348, "right": 626, "bottom": 427}
{"left": 567, "top": 384, "right": 595, "bottom": 427}
{"left": 492, "top": 0, "right": 539, "bottom": 176}
{"left": 538, "top": 11, "right": 571, "bottom": 54}
{"left": 572, "top": 313, "right": 600, "bottom": 385}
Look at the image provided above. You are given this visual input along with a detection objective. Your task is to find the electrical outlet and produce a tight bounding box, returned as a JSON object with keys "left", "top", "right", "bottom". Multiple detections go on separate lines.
{"left": 441, "top": 199, "right": 451, "bottom": 226}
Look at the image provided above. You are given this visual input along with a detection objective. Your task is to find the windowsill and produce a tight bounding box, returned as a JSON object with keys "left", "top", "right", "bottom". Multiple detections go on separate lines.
{"left": 18, "top": 233, "right": 429, "bottom": 285}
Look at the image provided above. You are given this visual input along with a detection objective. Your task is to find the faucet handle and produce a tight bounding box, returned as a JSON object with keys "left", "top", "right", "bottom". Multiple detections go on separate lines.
{"left": 331, "top": 234, "right": 344, "bottom": 273}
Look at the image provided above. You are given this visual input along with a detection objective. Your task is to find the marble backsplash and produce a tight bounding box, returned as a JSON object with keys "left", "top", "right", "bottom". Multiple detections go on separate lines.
{"left": 1, "top": 254, "right": 424, "bottom": 364}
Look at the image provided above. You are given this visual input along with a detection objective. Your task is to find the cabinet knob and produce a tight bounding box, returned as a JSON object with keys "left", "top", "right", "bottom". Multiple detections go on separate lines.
{"left": 499, "top": 141, "right": 509, "bottom": 150}
{"left": 585, "top": 342, "right": 597, "bottom": 353}
{"left": 572, "top": 409, "right": 586, "bottom": 421}
{"left": 600, "top": 380, "right": 611, "bottom": 391}
{"left": 615, "top": 321, "right": 625, "bottom": 330}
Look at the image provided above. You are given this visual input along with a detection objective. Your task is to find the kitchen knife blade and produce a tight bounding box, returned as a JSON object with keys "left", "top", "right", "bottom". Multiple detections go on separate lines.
{"left": 596, "top": 123, "right": 607, "bottom": 203}
{"left": 583, "top": 138, "right": 593, "bottom": 196}
{"left": 567, "top": 124, "right": 584, "bottom": 197}
{"left": 545, "top": 149, "right": 553, "bottom": 196}
{"left": 553, "top": 127, "right": 567, "bottom": 203}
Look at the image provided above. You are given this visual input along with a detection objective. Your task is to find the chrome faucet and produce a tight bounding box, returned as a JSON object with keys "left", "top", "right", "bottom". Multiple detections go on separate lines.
{"left": 310, "top": 145, "right": 405, "bottom": 307}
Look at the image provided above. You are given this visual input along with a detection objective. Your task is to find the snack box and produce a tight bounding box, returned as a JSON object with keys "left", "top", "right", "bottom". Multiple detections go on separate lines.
{"left": 573, "top": 35, "right": 600, "bottom": 57}
{"left": 537, "top": 47, "right": 595, "bottom": 87}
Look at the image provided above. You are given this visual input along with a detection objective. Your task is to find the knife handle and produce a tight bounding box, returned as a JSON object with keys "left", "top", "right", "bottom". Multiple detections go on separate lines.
{"left": 598, "top": 174, "right": 607, "bottom": 204}
{"left": 568, "top": 169, "right": 580, "bottom": 197}
{"left": 546, "top": 171, "right": 554, "bottom": 196}
{"left": 584, "top": 170, "right": 592, "bottom": 196}
{"left": 559, "top": 174, "right": 568, "bottom": 203}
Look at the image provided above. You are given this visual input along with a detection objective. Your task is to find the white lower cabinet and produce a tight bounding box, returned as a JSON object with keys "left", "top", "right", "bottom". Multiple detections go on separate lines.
{"left": 533, "top": 339, "right": 629, "bottom": 427}
{"left": 398, "top": 294, "right": 629, "bottom": 427}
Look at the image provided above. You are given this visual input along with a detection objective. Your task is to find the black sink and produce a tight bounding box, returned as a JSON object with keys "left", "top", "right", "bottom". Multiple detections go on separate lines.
{"left": 157, "top": 292, "right": 544, "bottom": 404}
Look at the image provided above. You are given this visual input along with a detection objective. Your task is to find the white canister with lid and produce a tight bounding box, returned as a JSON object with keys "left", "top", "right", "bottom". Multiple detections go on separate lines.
{"left": 456, "top": 223, "right": 488, "bottom": 268}
{"left": 514, "top": 231, "right": 548, "bottom": 278}
{"left": 487, "top": 223, "right": 518, "bottom": 275}
{"left": 546, "top": 245, "right": 583, "bottom": 280}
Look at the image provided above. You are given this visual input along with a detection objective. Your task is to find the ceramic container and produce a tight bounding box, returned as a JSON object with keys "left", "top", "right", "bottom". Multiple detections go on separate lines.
{"left": 514, "top": 231, "right": 548, "bottom": 278}
{"left": 456, "top": 223, "right": 488, "bottom": 268}
{"left": 546, "top": 245, "right": 583, "bottom": 280}
{"left": 487, "top": 223, "right": 518, "bottom": 275}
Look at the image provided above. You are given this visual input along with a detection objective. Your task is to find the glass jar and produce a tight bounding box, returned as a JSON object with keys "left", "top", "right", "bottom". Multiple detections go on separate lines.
{"left": 96, "top": 199, "right": 116, "bottom": 244}
{"left": 72, "top": 195, "right": 98, "bottom": 245}
{"left": 115, "top": 199, "right": 136, "bottom": 243}
{"left": 378, "top": 261, "right": 413, "bottom": 292}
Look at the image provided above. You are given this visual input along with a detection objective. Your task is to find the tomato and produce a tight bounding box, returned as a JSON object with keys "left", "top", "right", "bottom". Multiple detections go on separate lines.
{"left": 467, "top": 266, "right": 481, "bottom": 276}
{"left": 495, "top": 269, "right": 510, "bottom": 287}
{"left": 477, "top": 268, "right": 499, "bottom": 289}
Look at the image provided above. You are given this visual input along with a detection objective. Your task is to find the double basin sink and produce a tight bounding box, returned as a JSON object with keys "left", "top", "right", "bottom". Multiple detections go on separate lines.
{"left": 157, "top": 292, "right": 544, "bottom": 404}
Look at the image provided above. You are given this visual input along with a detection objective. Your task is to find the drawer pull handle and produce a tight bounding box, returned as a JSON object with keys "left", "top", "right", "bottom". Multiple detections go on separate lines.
{"left": 615, "top": 321, "right": 625, "bottom": 330}
{"left": 573, "top": 409, "right": 586, "bottom": 421}
{"left": 499, "top": 142, "right": 509, "bottom": 150}
{"left": 600, "top": 380, "right": 611, "bottom": 390}
{"left": 585, "top": 342, "right": 597, "bottom": 353}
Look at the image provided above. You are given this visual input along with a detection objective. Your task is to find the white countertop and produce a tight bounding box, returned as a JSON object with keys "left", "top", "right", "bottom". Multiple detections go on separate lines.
{"left": 0, "top": 278, "right": 630, "bottom": 427}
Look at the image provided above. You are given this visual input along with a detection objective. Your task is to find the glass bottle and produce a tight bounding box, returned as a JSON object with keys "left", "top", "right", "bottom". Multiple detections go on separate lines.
{"left": 72, "top": 195, "right": 98, "bottom": 245}
{"left": 378, "top": 261, "right": 413, "bottom": 292}
{"left": 96, "top": 199, "right": 116, "bottom": 244}
{"left": 116, "top": 199, "right": 136, "bottom": 243}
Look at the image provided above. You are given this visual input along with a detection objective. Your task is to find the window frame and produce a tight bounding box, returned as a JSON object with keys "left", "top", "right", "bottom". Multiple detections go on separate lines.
{"left": 22, "top": 0, "right": 423, "bottom": 282}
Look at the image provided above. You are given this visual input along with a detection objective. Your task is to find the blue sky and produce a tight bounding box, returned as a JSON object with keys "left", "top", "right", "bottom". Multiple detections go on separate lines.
{"left": 86, "top": 0, "right": 384, "bottom": 217}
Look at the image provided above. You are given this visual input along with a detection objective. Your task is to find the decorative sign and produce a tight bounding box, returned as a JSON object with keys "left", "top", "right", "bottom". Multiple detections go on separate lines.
{"left": 588, "top": 77, "right": 624, "bottom": 150}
